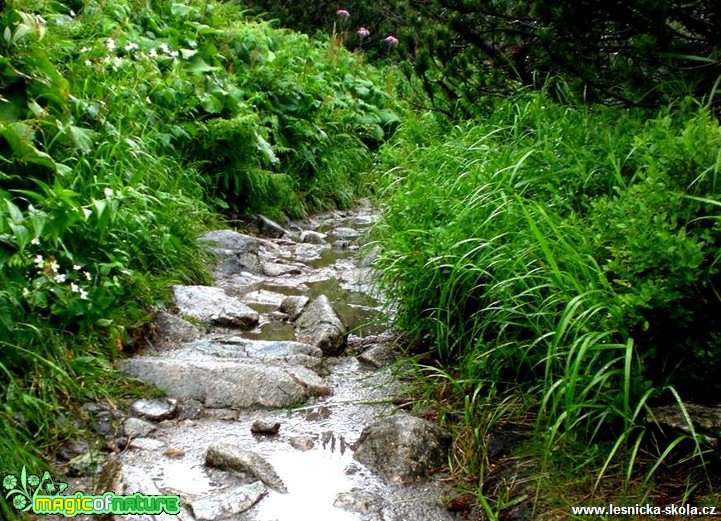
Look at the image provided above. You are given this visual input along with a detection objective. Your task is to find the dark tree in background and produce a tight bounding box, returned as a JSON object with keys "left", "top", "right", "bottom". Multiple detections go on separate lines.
{"left": 245, "top": 0, "right": 721, "bottom": 113}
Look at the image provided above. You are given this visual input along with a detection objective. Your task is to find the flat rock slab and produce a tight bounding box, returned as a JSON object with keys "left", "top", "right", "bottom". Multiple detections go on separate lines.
{"left": 649, "top": 403, "right": 721, "bottom": 445}
{"left": 296, "top": 295, "right": 347, "bottom": 355}
{"left": 184, "top": 336, "right": 323, "bottom": 368}
{"left": 130, "top": 398, "right": 178, "bottom": 422}
{"left": 123, "top": 417, "right": 157, "bottom": 438}
{"left": 121, "top": 358, "right": 329, "bottom": 409}
{"left": 206, "top": 444, "right": 288, "bottom": 493}
{"left": 191, "top": 482, "right": 267, "bottom": 521}
{"left": 173, "top": 285, "right": 259, "bottom": 328}
{"left": 239, "top": 289, "right": 288, "bottom": 307}
{"left": 353, "top": 414, "right": 451, "bottom": 485}
{"left": 263, "top": 262, "right": 303, "bottom": 277}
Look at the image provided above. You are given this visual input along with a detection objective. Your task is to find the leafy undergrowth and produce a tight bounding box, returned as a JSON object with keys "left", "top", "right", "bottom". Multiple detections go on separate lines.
{"left": 0, "top": 0, "right": 398, "bottom": 513}
{"left": 373, "top": 94, "right": 721, "bottom": 517}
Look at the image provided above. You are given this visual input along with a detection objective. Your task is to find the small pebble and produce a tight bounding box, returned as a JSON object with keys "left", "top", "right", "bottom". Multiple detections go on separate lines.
{"left": 251, "top": 420, "right": 281, "bottom": 435}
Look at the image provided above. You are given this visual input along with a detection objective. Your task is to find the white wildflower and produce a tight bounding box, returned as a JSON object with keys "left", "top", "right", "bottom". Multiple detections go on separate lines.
{"left": 30, "top": 238, "right": 40, "bottom": 245}
{"left": 112, "top": 56, "right": 123, "bottom": 69}
{"left": 80, "top": 46, "right": 90, "bottom": 53}
{"left": 49, "top": 260, "right": 59, "bottom": 273}
{"left": 159, "top": 42, "right": 170, "bottom": 54}
{"left": 169, "top": 50, "right": 179, "bottom": 59}
{"left": 84, "top": 59, "right": 92, "bottom": 67}
{"left": 84, "top": 271, "right": 92, "bottom": 281}
{"left": 106, "top": 38, "right": 116, "bottom": 51}
{"left": 34, "top": 255, "right": 44, "bottom": 267}
{"left": 148, "top": 48, "right": 158, "bottom": 59}
{"left": 70, "top": 283, "right": 79, "bottom": 293}
{"left": 79, "top": 288, "right": 88, "bottom": 300}
{"left": 54, "top": 273, "right": 66, "bottom": 283}
{"left": 73, "top": 265, "right": 82, "bottom": 271}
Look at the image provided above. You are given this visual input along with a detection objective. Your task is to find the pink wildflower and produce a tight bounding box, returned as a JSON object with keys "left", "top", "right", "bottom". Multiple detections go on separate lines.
{"left": 383, "top": 35, "right": 399, "bottom": 46}
{"left": 336, "top": 9, "right": 350, "bottom": 20}
{"left": 357, "top": 27, "right": 370, "bottom": 38}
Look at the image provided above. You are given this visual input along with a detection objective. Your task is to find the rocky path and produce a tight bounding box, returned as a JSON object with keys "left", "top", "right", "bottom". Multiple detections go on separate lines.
{"left": 66, "top": 202, "right": 456, "bottom": 521}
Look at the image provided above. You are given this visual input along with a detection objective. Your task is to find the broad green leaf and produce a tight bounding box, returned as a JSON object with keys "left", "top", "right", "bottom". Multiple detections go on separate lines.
{"left": 170, "top": 3, "right": 195, "bottom": 17}
{"left": 9, "top": 222, "right": 29, "bottom": 248}
{"left": 186, "top": 56, "right": 220, "bottom": 74}
{"left": 256, "top": 133, "right": 279, "bottom": 165}
{"left": 68, "top": 125, "right": 96, "bottom": 154}
{"left": 0, "top": 122, "right": 60, "bottom": 172}
{"left": 5, "top": 200, "right": 23, "bottom": 223}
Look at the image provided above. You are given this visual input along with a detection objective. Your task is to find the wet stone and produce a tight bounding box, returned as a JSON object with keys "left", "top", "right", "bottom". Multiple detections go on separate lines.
{"left": 332, "top": 239, "right": 351, "bottom": 250}
{"left": 123, "top": 417, "right": 156, "bottom": 438}
{"left": 202, "top": 409, "right": 238, "bottom": 421}
{"left": 300, "top": 230, "right": 327, "bottom": 244}
{"left": 206, "top": 443, "right": 288, "bottom": 493}
{"left": 649, "top": 403, "right": 721, "bottom": 446}
{"left": 129, "top": 437, "right": 166, "bottom": 451}
{"left": 68, "top": 450, "right": 106, "bottom": 477}
{"left": 189, "top": 336, "right": 323, "bottom": 367}
{"left": 353, "top": 414, "right": 451, "bottom": 485}
{"left": 154, "top": 310, "right": 202, "bottom": 345}
{"left": 279, "top": 295, "right": 310, "bottom": 321}
{"left": 349, "top": 214, "right": 378, "bottom": 226}
{"left": 216, "top": 272, "right": 263, "bottom": 295}
{"left": 263, "top": 262, "right": 303, "bottom": 277}
{"left": 331, "top": 227, "right": 361, "bottom": 239}
{"left": 289, "top": 436, "right": 315, "bottom": 451}
{"left": 251, "top": 420, "right": 281, "bottom": 435}
{"left": 199, "top": 230, "right": 261, "bottom": 276}
{"left": 130, "top": 398, "right": 178, "bottom": 422}
{"left": 253, "top": 214, "right": 289, "bottom": 238}
{"left": 96, "top": 460, "right": 185, "bottom": 520}
{"left": 358, "top": 343, "right": 400, "bottom": 368}
{"left": 239, "top": 289, "right": 287, "bottom": 307}
{"left": 122, "top": 358, "right": 329, "bottom": 409}
{"left": 173, "top": 285, "right": 259, "bottom": 328}
{"left": 191, "top": 482, "right": 267, "bottom": 521}
{"left": 296, "top": 295, "right": 347, "bottom": 355}
{"left": 176, "top": 398, "right": 204, "bottom": 420}
{"left": 57, "top": 439, "right": 90, "bottom": 462}
{"left": 334, "top": 489, "right": 383, "bottom": 515}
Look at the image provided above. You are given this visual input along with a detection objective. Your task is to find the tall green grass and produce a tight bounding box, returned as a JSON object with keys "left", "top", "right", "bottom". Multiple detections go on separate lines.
{"left": 373, "top": 94, "right": 721, "bottom": 510}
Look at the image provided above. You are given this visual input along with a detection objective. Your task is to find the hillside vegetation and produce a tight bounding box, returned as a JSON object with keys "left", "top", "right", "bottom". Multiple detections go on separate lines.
{"left": 0, "top": 0, "right": 397, "bottom": 511}
{"left": 372, "top": 96, "right": 721, "bottom": 513}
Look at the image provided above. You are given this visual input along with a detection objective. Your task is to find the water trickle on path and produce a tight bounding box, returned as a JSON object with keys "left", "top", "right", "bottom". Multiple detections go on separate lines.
{"left": 76, "top": 203, "right": 455, "bottom": 521}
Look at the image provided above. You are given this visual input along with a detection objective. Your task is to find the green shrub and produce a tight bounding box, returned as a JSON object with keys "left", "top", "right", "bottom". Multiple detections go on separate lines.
{"left": 373, "top": 94, "right": 721, "bottom": 456}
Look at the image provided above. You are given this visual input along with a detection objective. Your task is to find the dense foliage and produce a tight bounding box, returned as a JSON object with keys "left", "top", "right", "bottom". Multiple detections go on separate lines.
{"left": 2, "top": 0, "right": 721, "bottom": 516}
{"left": 0, "top": 0, "right": 396, "bottom": 507}
{"left": 248, "top": 0, "right": 721, "bottom": 116}
{"left": 372, "top": 95, "right": 721, "bottom": 508}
